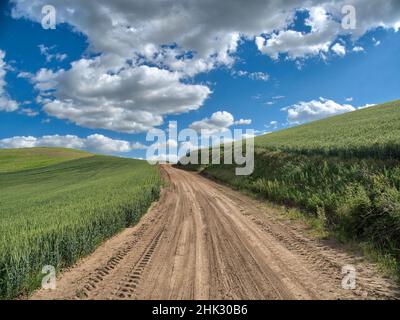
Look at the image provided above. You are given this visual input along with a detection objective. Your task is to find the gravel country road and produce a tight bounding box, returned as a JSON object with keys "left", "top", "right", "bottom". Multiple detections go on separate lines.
{"left": 31, "top": 165, "right": 400, "bottom": 300}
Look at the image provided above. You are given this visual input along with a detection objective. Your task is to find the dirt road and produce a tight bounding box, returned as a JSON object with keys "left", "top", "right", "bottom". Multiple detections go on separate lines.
{"left": 31, "top": 165, "right": 399, "bottom": 300}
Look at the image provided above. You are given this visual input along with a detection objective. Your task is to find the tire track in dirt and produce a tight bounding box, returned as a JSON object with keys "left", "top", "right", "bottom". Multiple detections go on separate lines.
{"left": 75, "top": 222, "right": 150, "bottom": 299}
{"left": 30, "top": 165, "right": 400, "bottom": 300}
{"left": 113, "top": 228, "right": 164, "bottom": 299}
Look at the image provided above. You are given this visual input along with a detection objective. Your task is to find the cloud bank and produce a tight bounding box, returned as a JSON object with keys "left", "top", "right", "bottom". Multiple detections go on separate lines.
{"left": 0, "top": 134, "right": 146, "bottom": 154}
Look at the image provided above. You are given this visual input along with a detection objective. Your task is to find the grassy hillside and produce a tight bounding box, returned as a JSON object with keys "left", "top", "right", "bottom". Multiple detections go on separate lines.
{"left": 254, "top": 100, "right": 400, "bottom": 159}
{"left": 0, "top": 147, "right": 92, "bottom": 173}
{"left": 0, "top": 150, "right": 160, "bottom": 298}
{"left": 179, "top": 100, "right": 400, "bottom": 276}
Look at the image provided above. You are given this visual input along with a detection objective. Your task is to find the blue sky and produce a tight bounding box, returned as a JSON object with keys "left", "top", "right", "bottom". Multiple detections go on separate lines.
{"left": 0, "top": 1, "right": 400, "bottom": 159}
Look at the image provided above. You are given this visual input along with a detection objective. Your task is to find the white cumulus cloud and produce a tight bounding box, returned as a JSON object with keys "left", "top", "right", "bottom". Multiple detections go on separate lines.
{"left": 352, "top": 46, "right": 364, "bottom": 52}
{"left": 282, "top": 97, "right": 356, "bottom": 123}
{"left": 255, "top": 7, "right": 338, "bottom": 60}
{"left": 31, "top": 56, "right": 211, "bottom": 133}
{"left": 189, "top": 111, "right": 251, "bottom": 135}
{"left": 331, "top": 43, "right": 346, "bottom": 56}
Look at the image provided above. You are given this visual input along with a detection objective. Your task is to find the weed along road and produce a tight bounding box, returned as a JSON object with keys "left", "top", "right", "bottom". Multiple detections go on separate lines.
{"left": 31, "top": 165, "right": 399, "bottom": 300}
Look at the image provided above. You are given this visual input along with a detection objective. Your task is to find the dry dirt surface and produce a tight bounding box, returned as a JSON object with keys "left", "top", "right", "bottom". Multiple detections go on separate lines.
{"left": 31, "top": 165, "right": 400, "bottom": 300}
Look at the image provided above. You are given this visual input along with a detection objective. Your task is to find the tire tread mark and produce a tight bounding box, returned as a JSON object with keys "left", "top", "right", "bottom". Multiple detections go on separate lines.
{"left": 75, "top": 223, "right": 150, "bottom": 299}
{"left": 113, "top": 229, "right": 164, "bottom": 299}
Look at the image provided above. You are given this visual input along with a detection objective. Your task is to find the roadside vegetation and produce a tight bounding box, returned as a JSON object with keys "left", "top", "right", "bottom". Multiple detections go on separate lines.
{"left": 179, "top": 100, "right": 400, "bottom": 278}
{"left": 0, "top": 149, "right": 160, "bottom": 299}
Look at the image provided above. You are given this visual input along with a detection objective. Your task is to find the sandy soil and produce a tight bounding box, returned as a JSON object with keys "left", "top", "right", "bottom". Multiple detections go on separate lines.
{"left": 31, "top": 165, "right": 400, "bottom": 300}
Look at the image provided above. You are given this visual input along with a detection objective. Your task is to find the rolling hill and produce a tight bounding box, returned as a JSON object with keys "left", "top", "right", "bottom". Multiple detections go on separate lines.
{"left": 0, "top": 147, "right": 92, "bottom": 173}
{"left": 0, "top": 149, "right": 160, "bottom": 298}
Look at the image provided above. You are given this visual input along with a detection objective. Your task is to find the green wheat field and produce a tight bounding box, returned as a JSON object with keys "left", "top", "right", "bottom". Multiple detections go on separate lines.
{"left": 0, "top": 149, "right": 160, "bottom": 299}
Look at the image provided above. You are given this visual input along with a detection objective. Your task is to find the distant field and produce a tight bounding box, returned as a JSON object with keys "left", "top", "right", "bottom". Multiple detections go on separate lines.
{"left": 0, "top": 147, "right": 92, "bottom": 173}
{"left": 0, "top": 149, "right": 160, "bottom": 299}
{"left": 180, "top": 100, "right": 400, "bottom": 276}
